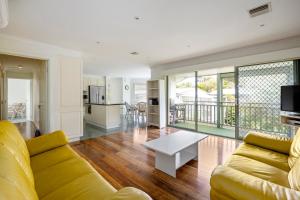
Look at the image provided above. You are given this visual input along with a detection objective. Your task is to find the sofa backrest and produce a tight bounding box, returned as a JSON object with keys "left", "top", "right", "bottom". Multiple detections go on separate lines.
{"left": 289, "top": 128, "right": 300, "bottom": 168}
{"left": 0, "top": 121, "right": 38, "bottom": 199}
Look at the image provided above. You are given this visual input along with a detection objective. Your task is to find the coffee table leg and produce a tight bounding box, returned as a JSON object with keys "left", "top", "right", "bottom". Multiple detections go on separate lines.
{"left": 192, "top": 142, "right": 198, "bottom": 160}
{"left": 155, "top": 152, "right": 176, "bottom": 177}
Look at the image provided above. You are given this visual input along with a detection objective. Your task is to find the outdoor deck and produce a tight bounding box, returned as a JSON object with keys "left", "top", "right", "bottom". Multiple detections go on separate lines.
{"left": 174, "top": 122, "right": 235, "bottom": 138}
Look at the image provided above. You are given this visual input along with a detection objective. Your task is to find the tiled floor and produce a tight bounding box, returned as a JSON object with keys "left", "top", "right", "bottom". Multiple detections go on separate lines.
{"left": 82, "top": 115, "right": 148, "bottom": 140}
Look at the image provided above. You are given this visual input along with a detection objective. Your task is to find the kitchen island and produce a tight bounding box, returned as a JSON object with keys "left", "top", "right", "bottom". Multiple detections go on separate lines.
{"left": 84, "top": 103, "right": 123, "bottom": 129}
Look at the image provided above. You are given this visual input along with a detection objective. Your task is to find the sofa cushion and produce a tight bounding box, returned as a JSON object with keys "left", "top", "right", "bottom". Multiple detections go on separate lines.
{"left": 210, "top": 165, "right": 300, "bottom": 200}
{"left": 30, "top": 145, "right": 79, "bottom": 172}
{"left": 244, "top": 131, "right": 292, "bottom": 154}
{"left": 288, "top": 158, "right": 300, "bottom": 191}
{"left": 41, "top": 173, "right": 117, "bottom": 200}
{"left": 26, "top": 130, "right": 68, "bottom": 156}
{"left": 0, "top": 121, "right": 34, "bottom": 186}
{"left": 0, "top": 144, "right": 38, "bottom": 200}
{"left": 33, "top": 153, "right": 116, "bottom": 199}
{"left": 234, "top": 143, "right": 290, "bottom": 171}
{"left": 225, "top": 155, "right": 290, "bottom": 187}
{"left": 289, "top": 129, "right": 300, "bottom": 168}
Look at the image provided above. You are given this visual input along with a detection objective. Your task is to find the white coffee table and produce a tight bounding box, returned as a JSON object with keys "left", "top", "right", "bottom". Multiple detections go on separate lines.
{"left": 144, "top": 130, "right": 208, "bottom": 177}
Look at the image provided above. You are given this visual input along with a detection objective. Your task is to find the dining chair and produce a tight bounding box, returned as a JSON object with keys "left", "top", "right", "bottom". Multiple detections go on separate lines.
{"left": 136, "top": 102, "right": 147, "bottom": 120}
{"left": 125, "top": 102, "right": 136, "bottom": 119}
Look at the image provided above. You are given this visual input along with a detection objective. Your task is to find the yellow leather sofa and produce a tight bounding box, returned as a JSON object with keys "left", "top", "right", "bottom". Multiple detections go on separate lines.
{"left": 210, "top": 129, "right": 300, "bottom": 200}
{"left": 0, "top": 121, "right": 151, "bottom": 200}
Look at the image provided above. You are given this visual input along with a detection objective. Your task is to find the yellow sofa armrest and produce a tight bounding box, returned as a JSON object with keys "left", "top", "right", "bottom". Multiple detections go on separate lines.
{"left": 211, "top": 165, "right": 300, "bottom": 200}
{"left": 105, "top": 187, "right": 152, "bottom": 200}
{"left": 26, "top": 130, "right": 68, "bottom": 156}
{"left": 244, "top": 131, "right": 292, "bottom": 154}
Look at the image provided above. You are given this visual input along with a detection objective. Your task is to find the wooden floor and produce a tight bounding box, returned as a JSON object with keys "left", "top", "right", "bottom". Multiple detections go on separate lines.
{"left": 71, "top": 127, "right": 241, "bottom": 200}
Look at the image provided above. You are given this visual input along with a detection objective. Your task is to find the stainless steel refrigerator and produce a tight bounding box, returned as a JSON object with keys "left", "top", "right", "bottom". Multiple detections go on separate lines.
{"left": 88, "top": 85, "right": 105, "bottom": 104}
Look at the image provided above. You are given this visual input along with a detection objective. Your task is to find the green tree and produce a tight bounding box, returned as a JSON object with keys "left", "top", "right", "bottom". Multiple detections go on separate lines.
{"left": 176, "top": 82, "right": 192, "bottom": 88}
{"left": 197, "top": 77, "right": 217, "bottom": 92}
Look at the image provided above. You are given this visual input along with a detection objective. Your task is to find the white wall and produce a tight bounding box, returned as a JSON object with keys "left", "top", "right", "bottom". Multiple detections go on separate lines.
{"left": 105, "top": 77, "right": 123, "bottom": 104}
{"left": 151, "top": 35, "right": 300, "bottom": 78}
{"left": 0, "top": 34, "right": 82, "bottom": 133}
{"left": 122, "top": 78, "right": 131, "bottom": 104}
{"left": 83, "top": 75, "right": 105, "bottom": 91}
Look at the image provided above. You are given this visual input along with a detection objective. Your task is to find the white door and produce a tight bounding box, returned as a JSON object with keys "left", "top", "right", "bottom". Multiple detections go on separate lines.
{"left": 59, "top": 56, "right": 83, "bottom": 141}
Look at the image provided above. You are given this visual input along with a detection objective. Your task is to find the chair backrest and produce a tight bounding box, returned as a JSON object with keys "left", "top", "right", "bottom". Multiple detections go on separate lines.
{"left": 137, "top": 102, "right": 147, "bottom": 112}
{"left": 0, "top": 121, "right": 38, "bottom": 199}
{"left": 125, "top": 102, "right": 131, "bottom": 110}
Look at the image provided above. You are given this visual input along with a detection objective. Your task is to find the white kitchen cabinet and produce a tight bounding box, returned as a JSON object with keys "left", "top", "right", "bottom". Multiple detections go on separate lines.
{"left": 91, "top": 105, "right": 106, "bottom": 127}
{"left": 106, "top": 77, "right": 123, "bottom": 104}
{"left": 85, "top": 104, "right": 121, "bottom": 129}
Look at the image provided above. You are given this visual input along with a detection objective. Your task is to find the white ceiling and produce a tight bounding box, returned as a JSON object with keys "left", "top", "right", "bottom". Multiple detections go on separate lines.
{"left": 1, "top": 0, "right": 300, "bottom": 77}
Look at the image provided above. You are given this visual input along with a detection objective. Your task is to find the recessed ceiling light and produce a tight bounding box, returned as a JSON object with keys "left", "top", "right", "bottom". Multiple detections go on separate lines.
{"left": 17, "top": 65, "right": 23, "bottom": 69}
{"left": 134, "top": 16, "right": 141, "bottom": 20}
{"left": 130, "top": 52, "right": 139, "bottom": 55}
{"left": 260, "top": 24, "right": 265, "bottom": 27}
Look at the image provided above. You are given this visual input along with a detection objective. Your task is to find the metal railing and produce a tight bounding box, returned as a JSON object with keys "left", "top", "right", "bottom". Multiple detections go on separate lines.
{"left": 170, "top": 101, "right": 290, "bottom": 135}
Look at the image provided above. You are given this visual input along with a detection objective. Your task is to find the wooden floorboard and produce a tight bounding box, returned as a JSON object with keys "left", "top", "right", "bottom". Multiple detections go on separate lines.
{"left": 71, "top": 127, "right": 241, "bottom": 200}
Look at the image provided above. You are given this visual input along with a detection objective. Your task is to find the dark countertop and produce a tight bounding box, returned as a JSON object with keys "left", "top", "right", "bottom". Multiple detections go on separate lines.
{"left": 85, "top": 103, "right": 124, "bottom": 106}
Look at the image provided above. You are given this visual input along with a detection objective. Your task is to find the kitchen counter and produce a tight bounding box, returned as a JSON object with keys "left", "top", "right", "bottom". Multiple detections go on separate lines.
{"left": 84, "top": 104, "right": 121, "bottom": 129}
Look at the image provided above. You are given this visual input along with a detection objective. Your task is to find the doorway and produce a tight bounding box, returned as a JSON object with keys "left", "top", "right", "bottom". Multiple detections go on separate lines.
{"left": 0, "top": 54, "right": 48, "bottom": 136}
{"left": 7, "top": 78, "right": 32, "bottom": 122}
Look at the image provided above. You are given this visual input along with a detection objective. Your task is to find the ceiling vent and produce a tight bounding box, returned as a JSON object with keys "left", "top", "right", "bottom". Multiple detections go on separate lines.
{"left": 249, "top": 3, "right": 271, "bottom": 17}
{"left": 130, "top": 52, "right": 139, "bottom": 55}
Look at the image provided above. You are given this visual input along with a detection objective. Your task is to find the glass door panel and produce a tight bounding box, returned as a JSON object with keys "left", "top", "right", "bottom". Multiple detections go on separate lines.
{"left": 168, "top": 72, "right": 196, "bottom": 130}
{"left": 196, "top": 74, "right": 235, "bottom": 138}
{"left": 197, "top": 75, "right": 218, "bottom": 132}
{"left": 219, "top": 73, "right": 235, "bottom": 138}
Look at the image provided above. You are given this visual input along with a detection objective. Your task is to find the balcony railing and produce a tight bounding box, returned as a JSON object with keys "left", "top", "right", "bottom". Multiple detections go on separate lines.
{"left": 170, "top": 101, "right": 290, "bottom": 135}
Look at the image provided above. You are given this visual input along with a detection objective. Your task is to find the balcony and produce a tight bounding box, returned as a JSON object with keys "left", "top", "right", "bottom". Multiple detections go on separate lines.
{"left": 169, "top": 101, "right": 290, "bottom": 138}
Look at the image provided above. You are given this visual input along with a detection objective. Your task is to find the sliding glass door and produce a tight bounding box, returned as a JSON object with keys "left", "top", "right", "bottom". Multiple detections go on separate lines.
{"left": 168, "top": 72, "right": 196, "bottom": 130}
{"left": 167, "top": 60, "right": 296, "bottom": 139}
{"left": 196, "top": 73, "right": 235, "bottom": 138}
{"left": 168, "top": 72, "right": 236, "bottom": 138}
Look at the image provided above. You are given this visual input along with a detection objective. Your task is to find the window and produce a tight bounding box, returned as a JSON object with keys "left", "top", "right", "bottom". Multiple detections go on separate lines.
{"left": 134, "top": 83, "right": 147, "bottom": 103}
